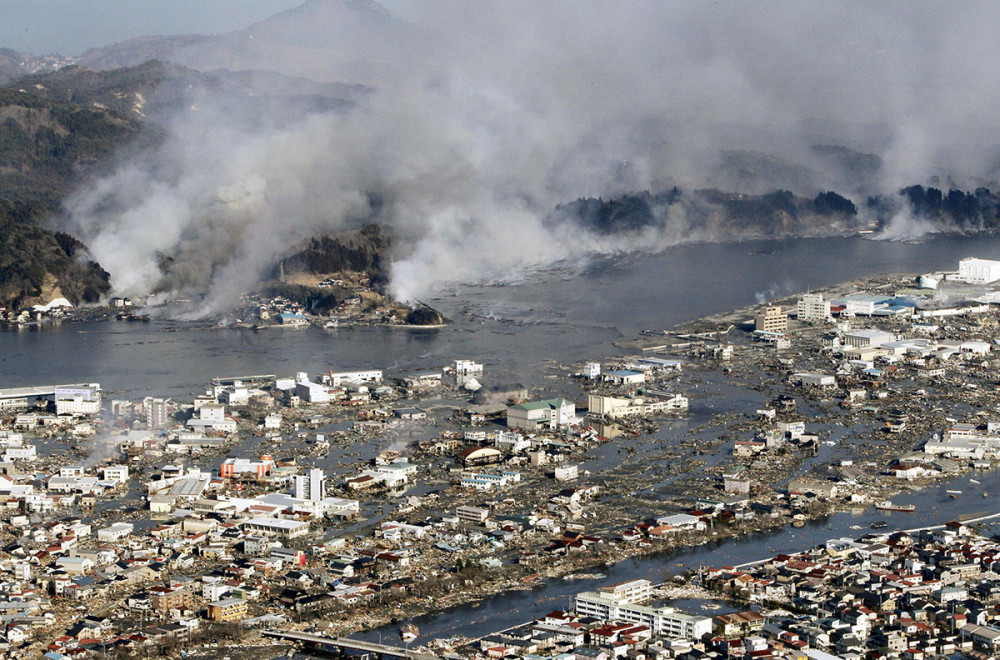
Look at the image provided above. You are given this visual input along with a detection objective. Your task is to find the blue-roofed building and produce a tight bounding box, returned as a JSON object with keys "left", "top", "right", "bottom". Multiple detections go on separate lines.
{"left": 604, "top": 369, "right": 645, "bottom": 385}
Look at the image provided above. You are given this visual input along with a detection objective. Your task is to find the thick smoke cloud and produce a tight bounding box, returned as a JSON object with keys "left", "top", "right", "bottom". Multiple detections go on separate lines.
{"left": 60, "top": 0, "right": 1000, "bottom": 314}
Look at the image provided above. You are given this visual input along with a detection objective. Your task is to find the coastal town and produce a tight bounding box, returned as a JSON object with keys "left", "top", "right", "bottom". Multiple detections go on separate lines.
{"left": 4, "top": 257, "right": 1000, "bottom": 658}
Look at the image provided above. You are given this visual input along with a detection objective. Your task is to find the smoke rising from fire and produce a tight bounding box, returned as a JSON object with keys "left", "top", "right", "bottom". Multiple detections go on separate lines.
{"left": 59, "top": 1, "right": 1000, "bottom": 313}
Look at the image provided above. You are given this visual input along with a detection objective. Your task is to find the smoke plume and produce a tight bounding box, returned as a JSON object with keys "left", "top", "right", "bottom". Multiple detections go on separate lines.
{"left": 58, "top": 0, "right": 1000, "bottom": 314}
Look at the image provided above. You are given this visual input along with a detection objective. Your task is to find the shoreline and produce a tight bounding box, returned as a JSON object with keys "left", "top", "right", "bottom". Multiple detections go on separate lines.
{"left": 314, "top": 267, "right": 1000, "bottom": 641}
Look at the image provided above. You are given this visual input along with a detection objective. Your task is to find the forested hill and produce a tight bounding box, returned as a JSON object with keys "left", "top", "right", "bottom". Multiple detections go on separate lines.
{"left": 556, "top": 185, "right": 1000, "bottom": 239}
{"left": 0, "top": 87, "right": 143, "bottom": 309}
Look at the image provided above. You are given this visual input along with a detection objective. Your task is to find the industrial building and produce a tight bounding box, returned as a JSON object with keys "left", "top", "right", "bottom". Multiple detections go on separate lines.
{"left": 958, "top": 257, "right": 1000, "bottom": 284}
{"left": 842, "top": 329, "right": 895, "bottom": 348}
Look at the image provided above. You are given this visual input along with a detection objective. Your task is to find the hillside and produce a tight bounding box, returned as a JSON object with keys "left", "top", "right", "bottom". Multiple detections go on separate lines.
{"left": 0, "top": 88, "right": 143, "bottom": 308}
{"left": 7, "top": 60, "right": 369, "bottom": 125}
{"left": 279, "top": 224, "right": 390, "bottom": 287}
{"left": 0, "top": 87, "right": 144, "bottom": 199}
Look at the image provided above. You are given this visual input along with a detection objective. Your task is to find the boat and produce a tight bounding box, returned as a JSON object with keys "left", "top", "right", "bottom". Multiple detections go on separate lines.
{"left": 871, "top": 521, "right": 888, "bottom": 529}
{"left": 971, "top": 479, "right": 981, "bottom": 484}
{"left": 875, "top": 501, "right": 915, "bottom": 512}
{"left": 947, "top": 490, "right": 962, "bottom": 495}
{"left": 400, "top": 624, "right": 419, "bottom": 643}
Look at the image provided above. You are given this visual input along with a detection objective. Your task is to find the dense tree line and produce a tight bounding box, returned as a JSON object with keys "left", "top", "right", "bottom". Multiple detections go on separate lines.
{"left": 556, "top": 188, "right": 859, "bottom": 236}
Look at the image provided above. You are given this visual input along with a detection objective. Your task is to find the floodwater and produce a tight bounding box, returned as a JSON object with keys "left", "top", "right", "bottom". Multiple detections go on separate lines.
{"left": 4, "top": 234, "right": 1000, "bottom": 398}
{"left": 4, "top": 233, "right": 1000, "bottom": 643}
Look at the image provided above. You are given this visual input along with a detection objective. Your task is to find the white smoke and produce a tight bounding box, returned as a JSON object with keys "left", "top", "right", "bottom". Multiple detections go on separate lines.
{"left": 57, "top": 1, "right": 1000, "bottom": 314}
{"left": 873, "top": 208, "right": 940, "bottom": 242}
{"left": 82, "top": 432, "right": 122, "bottom": 468}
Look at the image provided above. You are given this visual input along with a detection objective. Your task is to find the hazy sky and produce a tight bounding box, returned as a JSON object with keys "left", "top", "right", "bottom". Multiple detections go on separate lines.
{"left": 0, "top": 0, "right": 304, "bottom": 55}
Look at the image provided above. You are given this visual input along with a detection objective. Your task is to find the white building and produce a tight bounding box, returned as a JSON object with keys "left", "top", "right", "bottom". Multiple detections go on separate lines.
{"left": 241, "top": 517, "right": 310, "bottom": 539}
{"left": 295, "top": 378, "right": 330, "bottom": 404}
{"left": 263, "top": 413, "right": 282, "bottom": 429}
{"left": 221, "top": 385, "right": 249, "bottom": 406}
{"left": 507, "top": 398, "right": 577, "bottom": 430}
{"left": 143, "top": 397, "right": 171, "bottom": 430}
{"left": 456, "top": 505, "right": 489, "bottom": 524}
{"left": 795, "top": 373, "right": 836, "bottom": 388}
{"left": 3, "top": 445, "right": 36, "bottom": 462}
{"left": 187, "top": 403, "right": 237, "bottom": 434}
{"left": 102, "top": 465, "right": 129, "bottom": 484}
{"left": 797, "top": 293, "right": 831, "bottom": 321}
{"left": 293, "top": 468, "right": 325, "bottom": 502}
{"left": 588, "top": 392, "right": 688, "bottom": 419}
{"left": 584, "top": 363, "right": 601, "bottom": 380}
{"left": 843, "top": 329, "right": 895, "bottom": 348}
{"left": 97, "top": 522, "right": 134, "bottom": 542}
{"left": 453, "top": 360, "right": 483, "bottom": 374}
{"left": 574, "top": 579, "right": 712, "bottom": 640}
{"left": 958, "top": 257, "right": 1000, "bottom": 284}
{"left": 54, "top": 385, "right": 101, "bottom": 416}
{"left": 495, "top": 431, "right": 531, "bottom": 453}
{"left": 327, "top": 370, "right": 383, "bottom": 386}
{"left": 554, "top": 465, "right": 579, "bottom": 481}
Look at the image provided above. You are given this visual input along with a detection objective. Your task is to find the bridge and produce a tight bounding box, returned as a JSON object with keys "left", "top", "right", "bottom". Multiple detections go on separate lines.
{"left": 261, "top": 630, "right": 439, "bottom": 660}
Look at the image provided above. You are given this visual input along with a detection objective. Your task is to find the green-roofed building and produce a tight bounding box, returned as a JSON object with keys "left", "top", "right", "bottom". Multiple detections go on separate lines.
{"left": 507, "top": 397, "right": 576, "bottom": 430}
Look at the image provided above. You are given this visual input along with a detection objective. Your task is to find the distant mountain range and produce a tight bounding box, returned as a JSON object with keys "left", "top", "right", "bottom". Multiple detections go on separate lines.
{"left": 74, "top": 0, "right": 419, "bottom": 85}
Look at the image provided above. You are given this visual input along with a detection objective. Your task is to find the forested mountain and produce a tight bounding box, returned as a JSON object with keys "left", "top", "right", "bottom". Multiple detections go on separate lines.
{"left": 0, "top": 87, "right": 142, "bottom": 308}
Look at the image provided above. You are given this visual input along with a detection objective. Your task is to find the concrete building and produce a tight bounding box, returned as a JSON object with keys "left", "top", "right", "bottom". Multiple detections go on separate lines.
{"left": 143, "top": 397, "right": 170, "bottom": 430}
{"left": 797, "top": 293, "right": 831, "bottom": 322}
{"left": 575, "top": 579, "right": 711, "bottom": 640}
{"left": 293, "top": 468, "right": 325, "bottom": 502}
{"left": 207, "top": 597, "right": 248, "bottom": 622}
{"left": 958, "top": 257, "right": 1000, "bottom": 284}
{"left": 187, "top": 403, "right": 237, "bottom": 434}
{"left": 456, "top": 505, "right": 490, "bottom": 524}
{"left": 554, "top": 465, "right": 579, "bottom": 481}
{"left": 150, "top": 585, "right": 200, "bottom": 614}
{"left": 453, "top": 360, "right": 483, "bottom": 374}
{"left": 588, "top": 392, "right": 688, "bottom": 419}
{"left": 754, "top": 305, "right": 788, "bottom": 333}
{"left": 220, "top": 455, "right": 274, "bottom": 479}
{"left": 241, "top": 517, "right": 311, "bottom": 539}
{"left": 97, "top": 522, "right": 134, "bottom": 542}
{"left": 54, "top": 385, "right": 101, "bottom": 416}
{"left": 795, "top": 373, "right": 836, "bottom": 388}
{"left": 327, "top": 369, "right": 383, "bottom": 386}
{"left": 604, "top": 370, "right": 646, "bottom": 385}
{"left": 843, "top": 329, "right": 894, "bottom": 348}
{"left": 295, "top": 378, "right": 330, "bottom": 404}
{"left": 507, "top": 398, "right": 576, "bottom": 430}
